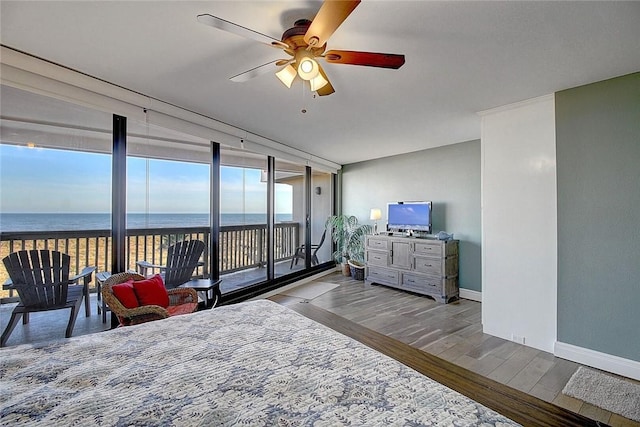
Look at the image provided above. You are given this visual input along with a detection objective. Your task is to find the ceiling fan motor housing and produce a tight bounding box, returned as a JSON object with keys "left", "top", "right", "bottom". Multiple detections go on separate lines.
{"left": 281, "top": 19, "right": 326, "bottom": 55}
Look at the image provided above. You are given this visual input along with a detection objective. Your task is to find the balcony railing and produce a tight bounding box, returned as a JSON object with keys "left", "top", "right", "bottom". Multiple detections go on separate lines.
{"left": 0, "top": 222, "right": 300, "bottom": 301}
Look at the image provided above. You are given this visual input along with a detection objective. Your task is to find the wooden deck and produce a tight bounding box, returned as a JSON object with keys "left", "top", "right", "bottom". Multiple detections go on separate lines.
{"left": 219, "top": 259, "right": 304, "bottom": 293}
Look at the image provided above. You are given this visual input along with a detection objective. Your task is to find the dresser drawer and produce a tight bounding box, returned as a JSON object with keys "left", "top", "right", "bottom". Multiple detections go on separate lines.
{"left": 402, "top": 273, "right": 442, "bottom": 293}
{"left": 366, "top": 250, "right": 388, "bottom": 267}
{"left": 413, "top": 256, "right": 441, "bottom": 275}
{"left": 413, "top": 241, "right": 443, "bottom": 257}
{"left": 366, "top": 267, "right": 399, "bottom": 285}
{"left": 367, "top": 237, "right": 389, "bottom": 250}
{"left": 413, "top": 256, "right": 459, "bottom": 277}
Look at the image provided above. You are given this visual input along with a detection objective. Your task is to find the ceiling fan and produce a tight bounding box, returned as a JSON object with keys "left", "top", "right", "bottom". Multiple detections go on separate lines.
{"left": 197, "top": 0, "right": 405, "bottom": 96}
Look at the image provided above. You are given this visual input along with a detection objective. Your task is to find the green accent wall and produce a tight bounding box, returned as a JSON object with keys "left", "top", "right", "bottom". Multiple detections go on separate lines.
{"left": 556, "top": 72, "right": 640, "bottom": 361}
{"left": 342, "top": 140, "right": 482, "bottom": 292}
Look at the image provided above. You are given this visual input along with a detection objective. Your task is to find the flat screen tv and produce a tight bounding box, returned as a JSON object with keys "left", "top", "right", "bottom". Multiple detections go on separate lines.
{"left": 387, "top": 201, "right": 432, "bottom": 234}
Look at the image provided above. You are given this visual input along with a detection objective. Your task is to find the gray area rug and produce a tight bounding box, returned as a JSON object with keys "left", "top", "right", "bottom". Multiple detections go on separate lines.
{"left": 281, "top": 281, "right": 339, "bottom": 300}
{"left": 562, "top": 366, "right": 640, "bottom": 422}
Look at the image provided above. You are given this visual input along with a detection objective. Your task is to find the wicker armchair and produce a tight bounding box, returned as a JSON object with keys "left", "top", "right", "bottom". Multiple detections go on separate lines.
{"left": 102, "top": 272, "right": 198, "bottom": 326}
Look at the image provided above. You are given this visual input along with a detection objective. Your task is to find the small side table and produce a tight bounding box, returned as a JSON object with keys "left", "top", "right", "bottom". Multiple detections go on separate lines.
{"left": 179, "top": 279, "right": 222, "bottom": 309}
{"left": 96, "top": 271, "right": 112, "bottom": 323}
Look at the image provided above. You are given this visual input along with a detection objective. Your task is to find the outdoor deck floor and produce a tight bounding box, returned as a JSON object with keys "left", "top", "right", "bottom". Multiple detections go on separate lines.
{"left": 219, "top": 259, "right": 304, "bottom": 293}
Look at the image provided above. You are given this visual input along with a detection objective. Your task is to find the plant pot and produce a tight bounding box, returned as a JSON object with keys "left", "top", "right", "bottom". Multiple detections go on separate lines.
{"left": 341, "top": 262, "right": 351, "bottom": 276}
{"left": 348, "top": 260, "right": 365, "bottom": 281}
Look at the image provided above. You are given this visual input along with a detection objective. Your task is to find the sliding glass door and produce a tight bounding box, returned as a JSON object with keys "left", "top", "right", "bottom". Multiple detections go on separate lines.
{"left": 311, "top": 171, "right": 333, "bottom": 265}
{"left": 219, "top": 149, "right": 268, "bottom": 292}
{"left": 125, "top": 116, "right": 212, "bottom": 277}
{"left": 0, "top": 84, "right": 112, "bottom": 297}
{"left": 274, "top": 159, "right": 305, "bottom": 278}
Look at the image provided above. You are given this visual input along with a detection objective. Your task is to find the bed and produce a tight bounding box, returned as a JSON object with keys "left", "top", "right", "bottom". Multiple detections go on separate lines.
{"left": 0, "top": 300, "right": 519, "bottom": 426}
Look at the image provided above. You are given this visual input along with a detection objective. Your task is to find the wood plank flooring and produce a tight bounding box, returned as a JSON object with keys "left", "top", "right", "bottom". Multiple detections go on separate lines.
{"left": 271, "top": 272, "right": 639, "bottom": 427}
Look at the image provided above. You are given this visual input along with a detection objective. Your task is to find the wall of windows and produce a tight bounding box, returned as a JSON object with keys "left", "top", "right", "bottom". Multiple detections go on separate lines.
{"left": 1, "top": 49, "right": 340, "bottom": 304}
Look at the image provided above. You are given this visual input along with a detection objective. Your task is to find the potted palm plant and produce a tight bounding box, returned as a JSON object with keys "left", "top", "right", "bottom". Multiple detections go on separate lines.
{"left": 326, "top": 214, "right": 372, "bottom": 278}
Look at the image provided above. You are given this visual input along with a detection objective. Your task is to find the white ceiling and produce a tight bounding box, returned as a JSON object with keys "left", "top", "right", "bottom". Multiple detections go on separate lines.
{"left": 1, "top": 1, "right": 639, "bottom": 165}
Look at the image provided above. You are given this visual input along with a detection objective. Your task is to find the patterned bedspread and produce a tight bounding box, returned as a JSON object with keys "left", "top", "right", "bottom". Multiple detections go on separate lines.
{"left": 0, "top": 300, "right": 519, "bottom": 426}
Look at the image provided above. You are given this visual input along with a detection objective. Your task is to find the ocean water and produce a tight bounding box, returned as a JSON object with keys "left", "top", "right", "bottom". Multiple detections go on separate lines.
{"left": 0, "top": 213, "right": 293, "bottom": 232}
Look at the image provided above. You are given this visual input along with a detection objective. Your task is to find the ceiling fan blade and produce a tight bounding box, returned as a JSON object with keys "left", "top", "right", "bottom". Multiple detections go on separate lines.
{"left": 316, "top": 65, "right": 335, "bottom": 96}
{"left": 275, "top": 59, "right": 293, "bottom": 67}
{"left": 230, "top": 60, "right": 287, "bottom": 83}
{"left": 304, "top": 0, "right": 361, "bottom": 47}
{"left": 197, "top": 14, "right": 289, "bottom": 49}
{"left": 324, "top": 50, "right": 405, "bottom": 69}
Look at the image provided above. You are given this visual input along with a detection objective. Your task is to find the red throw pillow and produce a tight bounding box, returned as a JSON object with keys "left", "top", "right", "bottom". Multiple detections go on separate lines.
{"left": 111, "top": 279, "right": 139, "bottom": 309}
{"left": 133, "top": 274, "right": 169, "bottom": 308}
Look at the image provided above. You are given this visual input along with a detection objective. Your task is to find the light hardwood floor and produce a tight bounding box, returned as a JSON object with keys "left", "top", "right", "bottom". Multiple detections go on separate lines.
{"left": 275, "top": 272, "right": 639, "bottom": 427}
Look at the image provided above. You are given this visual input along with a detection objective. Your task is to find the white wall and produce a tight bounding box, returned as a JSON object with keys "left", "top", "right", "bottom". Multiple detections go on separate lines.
{"left": 480, "top": 95, "right": 557, "bottom": 353}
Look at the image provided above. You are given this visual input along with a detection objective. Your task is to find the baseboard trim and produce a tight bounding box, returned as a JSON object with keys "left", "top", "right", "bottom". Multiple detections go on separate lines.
{"left": 555, "top": 341, "right": 640, "bottom": 381}
{"left": 460, "top": 288, "right": 482, "bottom": 302}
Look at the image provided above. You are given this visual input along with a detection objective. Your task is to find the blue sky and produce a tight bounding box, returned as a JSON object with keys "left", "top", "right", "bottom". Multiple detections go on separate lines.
{"left": 0, "top": 145, "right": 292, "bottom": 214}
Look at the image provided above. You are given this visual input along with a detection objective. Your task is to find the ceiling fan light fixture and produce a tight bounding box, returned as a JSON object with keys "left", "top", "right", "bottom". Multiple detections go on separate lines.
{"left": 298, "top": 58, "right": 319, "bottom": 80}
{"left": 275, "top": 64, "right": 297, "bottom": 88}
{"left": 300, "top": 58, "right": 314, "bottom": 74}
{"left": 309, "top": 73, "right": 328, "bottom": 91}
{"left": 296, "top": 50, "right": 319, "bottom": 81}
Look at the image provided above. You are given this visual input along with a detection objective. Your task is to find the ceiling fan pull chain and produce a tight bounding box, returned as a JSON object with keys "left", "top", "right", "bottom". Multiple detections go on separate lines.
{"left": 301, "top": 80, "right": 308, "bottom": 114}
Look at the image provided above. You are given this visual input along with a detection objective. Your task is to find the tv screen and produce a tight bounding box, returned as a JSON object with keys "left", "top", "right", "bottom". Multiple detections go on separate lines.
{"left": 387, "top": 201, "right": 432, "bottom": 233}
